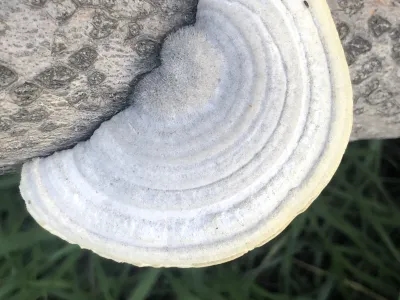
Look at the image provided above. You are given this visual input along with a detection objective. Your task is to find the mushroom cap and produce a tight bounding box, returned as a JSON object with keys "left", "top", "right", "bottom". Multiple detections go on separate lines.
{"left": 20, "top": 0, "right": 353, "bottom": 268}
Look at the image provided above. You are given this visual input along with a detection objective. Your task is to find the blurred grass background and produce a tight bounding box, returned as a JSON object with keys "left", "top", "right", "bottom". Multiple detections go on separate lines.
{"left": 0, "top": 140, "right": 399, "bottom": 300}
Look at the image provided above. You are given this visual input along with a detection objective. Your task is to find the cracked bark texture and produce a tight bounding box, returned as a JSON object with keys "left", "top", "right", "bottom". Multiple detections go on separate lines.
{"left": 0, "top": 0, "right": 399, "bottom": 173}
{"left": 328, "top": 0, "right": 400, "bottom": 140}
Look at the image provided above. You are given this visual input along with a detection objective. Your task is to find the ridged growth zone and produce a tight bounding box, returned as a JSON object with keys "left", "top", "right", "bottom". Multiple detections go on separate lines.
{"left": 20, "top": 0, "right": 352, "bottom": 267}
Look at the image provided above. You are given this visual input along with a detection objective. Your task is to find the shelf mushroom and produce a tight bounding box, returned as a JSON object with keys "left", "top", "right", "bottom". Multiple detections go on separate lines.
{"left": 19, "top": 0, "right": 353, "bottom": 267}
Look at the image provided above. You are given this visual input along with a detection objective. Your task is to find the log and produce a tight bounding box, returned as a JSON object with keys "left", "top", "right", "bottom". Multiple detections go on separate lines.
{"left": 0, "top": 0, "right": 399, "bottom": 173}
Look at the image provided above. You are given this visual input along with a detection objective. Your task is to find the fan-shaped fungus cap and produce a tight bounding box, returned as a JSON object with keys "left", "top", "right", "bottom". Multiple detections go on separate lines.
{"left": 19, "top": 0, "right": 352, "bottom": 267}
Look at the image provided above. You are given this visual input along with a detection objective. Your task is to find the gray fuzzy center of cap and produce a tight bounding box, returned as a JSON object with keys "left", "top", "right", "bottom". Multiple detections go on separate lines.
{"left": 132, "top": 27, "right": 223, "bottom": 120}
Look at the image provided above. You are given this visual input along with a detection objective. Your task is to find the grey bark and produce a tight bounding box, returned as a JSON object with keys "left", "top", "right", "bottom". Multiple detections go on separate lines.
{"left": 328, "top": 0, "right": 400, "bottom": 140}
{"left": 0, "top": 0, "right": 399, "bottom": 173}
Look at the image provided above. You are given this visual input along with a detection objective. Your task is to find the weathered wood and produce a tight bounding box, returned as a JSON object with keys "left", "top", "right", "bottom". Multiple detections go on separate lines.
{"left": 329, "top": 0, "right": 400, "bottom": 140}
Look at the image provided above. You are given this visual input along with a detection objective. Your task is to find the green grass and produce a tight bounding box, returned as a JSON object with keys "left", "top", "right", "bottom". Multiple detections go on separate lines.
{"left": 0, "top": 140, "right": 399, "bottom": 300}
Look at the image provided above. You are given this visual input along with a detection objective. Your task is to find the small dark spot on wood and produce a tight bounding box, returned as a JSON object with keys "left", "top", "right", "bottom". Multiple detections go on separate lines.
{"left": 304, "top": 1, "right": 309, "bottom": 8}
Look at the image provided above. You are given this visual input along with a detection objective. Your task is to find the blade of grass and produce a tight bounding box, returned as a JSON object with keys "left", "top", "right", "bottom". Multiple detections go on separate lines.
{"left": 0, "top": 229, "right": 52, "bottom": 255}
{"left": 0, "top": 174, "right": 20, "bottom": 190}
{"left": 128, "top": 268, "right": 161, "bottom": 300}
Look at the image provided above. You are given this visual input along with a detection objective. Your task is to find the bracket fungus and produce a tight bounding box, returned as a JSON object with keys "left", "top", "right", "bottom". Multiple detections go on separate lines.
{"left": 19, "top": 0, "right": 353, "bottom": 267}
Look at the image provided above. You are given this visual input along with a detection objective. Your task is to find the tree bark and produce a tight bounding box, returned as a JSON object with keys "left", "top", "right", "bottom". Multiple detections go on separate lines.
{"left": 0, "top": 0, "right": 399, "bottom": 173}
{"left": 328, "top": 0, "right": 400, "bottom": 140}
